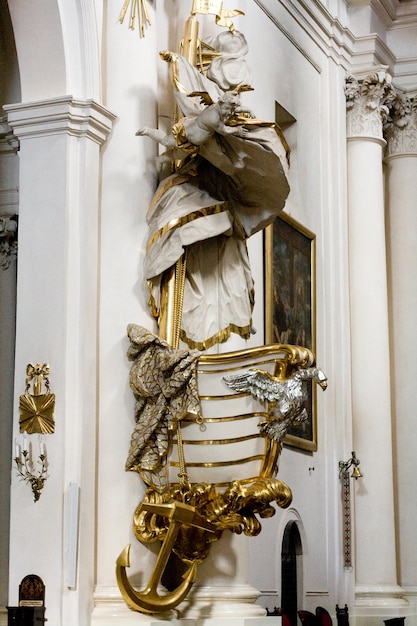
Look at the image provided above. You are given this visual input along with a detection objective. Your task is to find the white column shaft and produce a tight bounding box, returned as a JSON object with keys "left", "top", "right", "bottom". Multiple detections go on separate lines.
{"left": 5, "top": 97, "right": 114, "bottom": 626}
{"left": 385, "top": 150, "right": 417, "bottom": 588}
{"left": 347, "top": 135, "right": 397, "bottom": 587}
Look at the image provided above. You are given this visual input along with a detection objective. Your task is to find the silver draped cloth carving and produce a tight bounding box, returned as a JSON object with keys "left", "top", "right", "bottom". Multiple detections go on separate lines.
{"left": 125, "top": 324, "right": 201, "bottom": 492}
{"left": 144, "top": 53, "right": 290, "bottom": 350}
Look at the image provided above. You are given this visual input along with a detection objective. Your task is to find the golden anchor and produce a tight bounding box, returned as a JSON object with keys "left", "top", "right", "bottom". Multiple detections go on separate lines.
{"left": 116, "top": 499, "right": 217, "bottom": 614}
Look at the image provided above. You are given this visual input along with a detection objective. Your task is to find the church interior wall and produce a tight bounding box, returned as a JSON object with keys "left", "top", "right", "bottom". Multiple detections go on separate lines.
{"left": 1, "top": 0, "right": 416, "bottom": 625}
{"left": 241, "top": 3, "right": 353, "bottom": 615}
{"left": 95, "top": 0, "right": 354, "bottom": 619}
{"left": 6, "top": 0, "right": 67, "bottom": 102}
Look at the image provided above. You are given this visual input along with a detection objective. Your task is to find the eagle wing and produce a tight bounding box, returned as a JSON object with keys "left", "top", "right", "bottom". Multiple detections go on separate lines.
{"left": 223, "top": 366, "right": 327, "bottom": 444}
{"left": 223, "top": 368, "right": 287, "bottom": 402}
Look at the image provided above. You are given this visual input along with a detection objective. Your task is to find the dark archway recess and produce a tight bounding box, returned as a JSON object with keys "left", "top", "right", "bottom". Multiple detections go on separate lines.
{"left": 281, "top": 521, "right": 302, "bottom": 626}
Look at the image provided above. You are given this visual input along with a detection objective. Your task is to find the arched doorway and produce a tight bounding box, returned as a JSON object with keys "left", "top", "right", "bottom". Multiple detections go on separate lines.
{"left": 281, "top": 520, "right": 303, "bottom": 626}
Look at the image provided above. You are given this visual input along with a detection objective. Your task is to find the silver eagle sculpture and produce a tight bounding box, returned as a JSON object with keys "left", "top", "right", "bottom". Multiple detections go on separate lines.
{"left": 223, "top": 367, "right": 327, "bottom": 443}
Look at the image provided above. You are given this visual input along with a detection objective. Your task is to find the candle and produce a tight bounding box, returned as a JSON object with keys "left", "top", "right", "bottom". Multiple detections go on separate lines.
{"left": 15, "top": 438, "right": 21, "bottom": 460}
{"left": 23, "top": 434, "right": 28, "bottom": 452}
{"left": 39, "top": 436, "right": 46, "bottom": 456}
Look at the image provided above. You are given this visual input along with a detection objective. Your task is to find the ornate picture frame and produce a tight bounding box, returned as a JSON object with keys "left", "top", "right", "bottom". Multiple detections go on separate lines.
{"left": 264, "top": 213, "right": 317, "bottom": 451}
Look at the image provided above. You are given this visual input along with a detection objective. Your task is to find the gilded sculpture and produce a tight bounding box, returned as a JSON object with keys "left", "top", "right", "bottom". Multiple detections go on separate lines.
{"left": 117, "top": 329, "right": 326, "bottom": 613}
{"left": 117, "top": 3, "right": 327, "bottom": 615}
{"left": 138, "top": 24, "right": 290, "bottom": 350}
{"left": 224, "top": 367, "right": 328, "bottom": 443}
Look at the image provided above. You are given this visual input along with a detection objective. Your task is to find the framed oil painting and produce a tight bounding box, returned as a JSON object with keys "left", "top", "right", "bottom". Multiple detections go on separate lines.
{"left": 264, "top": 212, "right": 317, "bottom": 452}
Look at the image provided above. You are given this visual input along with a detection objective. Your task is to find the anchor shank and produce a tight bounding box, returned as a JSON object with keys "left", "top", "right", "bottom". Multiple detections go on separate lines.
{"left": 145, "top": 519, "right": 182, "bottom": 593}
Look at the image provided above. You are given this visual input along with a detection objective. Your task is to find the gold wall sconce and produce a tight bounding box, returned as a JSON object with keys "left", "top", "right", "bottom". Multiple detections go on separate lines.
{"left": 19, "top": 363, "right": 55, "bottom": 434}
{"left": 339, "top": 451, "right": 363, "bottom": 568}
{"left": 14, "top": 435, "right": 48, "bottom": 502}
{"left": 15, "top": 363, "right": 55, "bottom": 501}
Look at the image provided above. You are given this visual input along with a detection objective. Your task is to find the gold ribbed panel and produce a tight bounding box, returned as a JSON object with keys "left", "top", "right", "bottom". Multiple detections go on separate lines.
{"left": 168, "top": 344, "right": 313, "bottom": 487}
{"left": 180, "top": 412, "right": 268, "bottom": 423}
{"left": 173, "top": 433, "right": 263, "bottom": 446}
{"left": 170, "top": 475, "right": 271, "bottom": 489}
{"left": 198, "top": 343, "right": 314, "bottom": 369}
{"left": 170, "top": 454, "right": 264, "bottom": 468}
{"left": 199, "top": 392, "right": 251, "bottom": 401}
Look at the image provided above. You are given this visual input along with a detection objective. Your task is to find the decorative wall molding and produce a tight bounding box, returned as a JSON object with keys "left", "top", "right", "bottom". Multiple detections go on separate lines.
{"left": 4, "top": 97, "right": 116, "bottom": 145}
{"left": 0, "top": 188, "right": 19, "bottom": 214}
{"left": 349, "top": 33, "right": 396, "bottom": 77}
{"left": 0, "top": 119, "right": 19, "bottom": 155}
{"left": 255, "top": 0, "right": 363, "bottom": 72}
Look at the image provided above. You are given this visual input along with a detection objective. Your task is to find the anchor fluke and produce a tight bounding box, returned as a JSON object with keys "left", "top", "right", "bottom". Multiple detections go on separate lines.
{"left": 116, "top": 501, "right": 215, "bottom": 614}
{"left": 116, "top": 542, "right": 197, "bottom": 614}
{"left": 116, "top": 544, "right": 131, "bottom": 568}
{"left": 182, "top": 560, "right": 198, "bottom": 584}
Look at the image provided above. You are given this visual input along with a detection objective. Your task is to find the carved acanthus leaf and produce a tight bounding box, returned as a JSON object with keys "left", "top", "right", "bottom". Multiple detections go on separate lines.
{"left": 345, "top": 71, "right": 392, "bottom": 139}
{"left": 384, "top": 89, "right": 417, "bottom": 156}
{"left": 0, "top": 215, "right": 18, "bottom": 270}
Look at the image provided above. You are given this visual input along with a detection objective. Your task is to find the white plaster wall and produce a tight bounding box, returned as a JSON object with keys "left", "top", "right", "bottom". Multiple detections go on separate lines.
{"left": 96, "top": 0, "right": 161, "bottom": 598}
{"left": 240, "top": 0, "right": 353, "bottom": 617}
{"left": 7, "top": 0, "right": 67, "bottom": 102}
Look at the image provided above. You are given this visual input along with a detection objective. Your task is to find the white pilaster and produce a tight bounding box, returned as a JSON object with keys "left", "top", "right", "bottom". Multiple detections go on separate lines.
{"left": 385, "top": 99, "right": 417, "bottom": 593}
{"left": 345, "top": 70, "right": 407, "bottom": 622}
{"left": 4, "top": 96, "right": 115, "bottom": 626}
{"left": 0, "top": 127, "right": 19, "bottom": 618}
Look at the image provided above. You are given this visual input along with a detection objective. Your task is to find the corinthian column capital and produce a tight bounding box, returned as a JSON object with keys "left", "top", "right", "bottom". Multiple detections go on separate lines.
{"left": 345, "top": 70, "right": 392, "bottom": 140}
{"left": 384, "top": 88, "right": 417, "bottom": 157}
{"left": 0, "top": 215, "right": 18, "bottom": 270}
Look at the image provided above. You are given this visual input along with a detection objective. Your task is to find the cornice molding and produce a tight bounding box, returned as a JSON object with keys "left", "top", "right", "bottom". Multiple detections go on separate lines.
{"left": 4, "top": 97, "right": 116, "bottom": 145}
{"left": 388, "top": 0, "right": 417, "bottom": 23}
{"left": 256, "top": 0, "right": 416, "bottom": 91}
{"left": 348, "top": 0, "right": 417, "bottom": 26}
{"left": 349, "top": 33, "right": 396, "bottom": 75}
{"left": 0, "top": 124, "right": 19, "bottom": 155}
{"left": 254, "top": 0, "right": 355, "bottom": 72}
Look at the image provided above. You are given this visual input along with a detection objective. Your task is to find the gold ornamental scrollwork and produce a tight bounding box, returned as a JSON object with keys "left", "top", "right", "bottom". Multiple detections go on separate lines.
{"left": 117, "top": 325, "right": 327, "bottom": 613}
